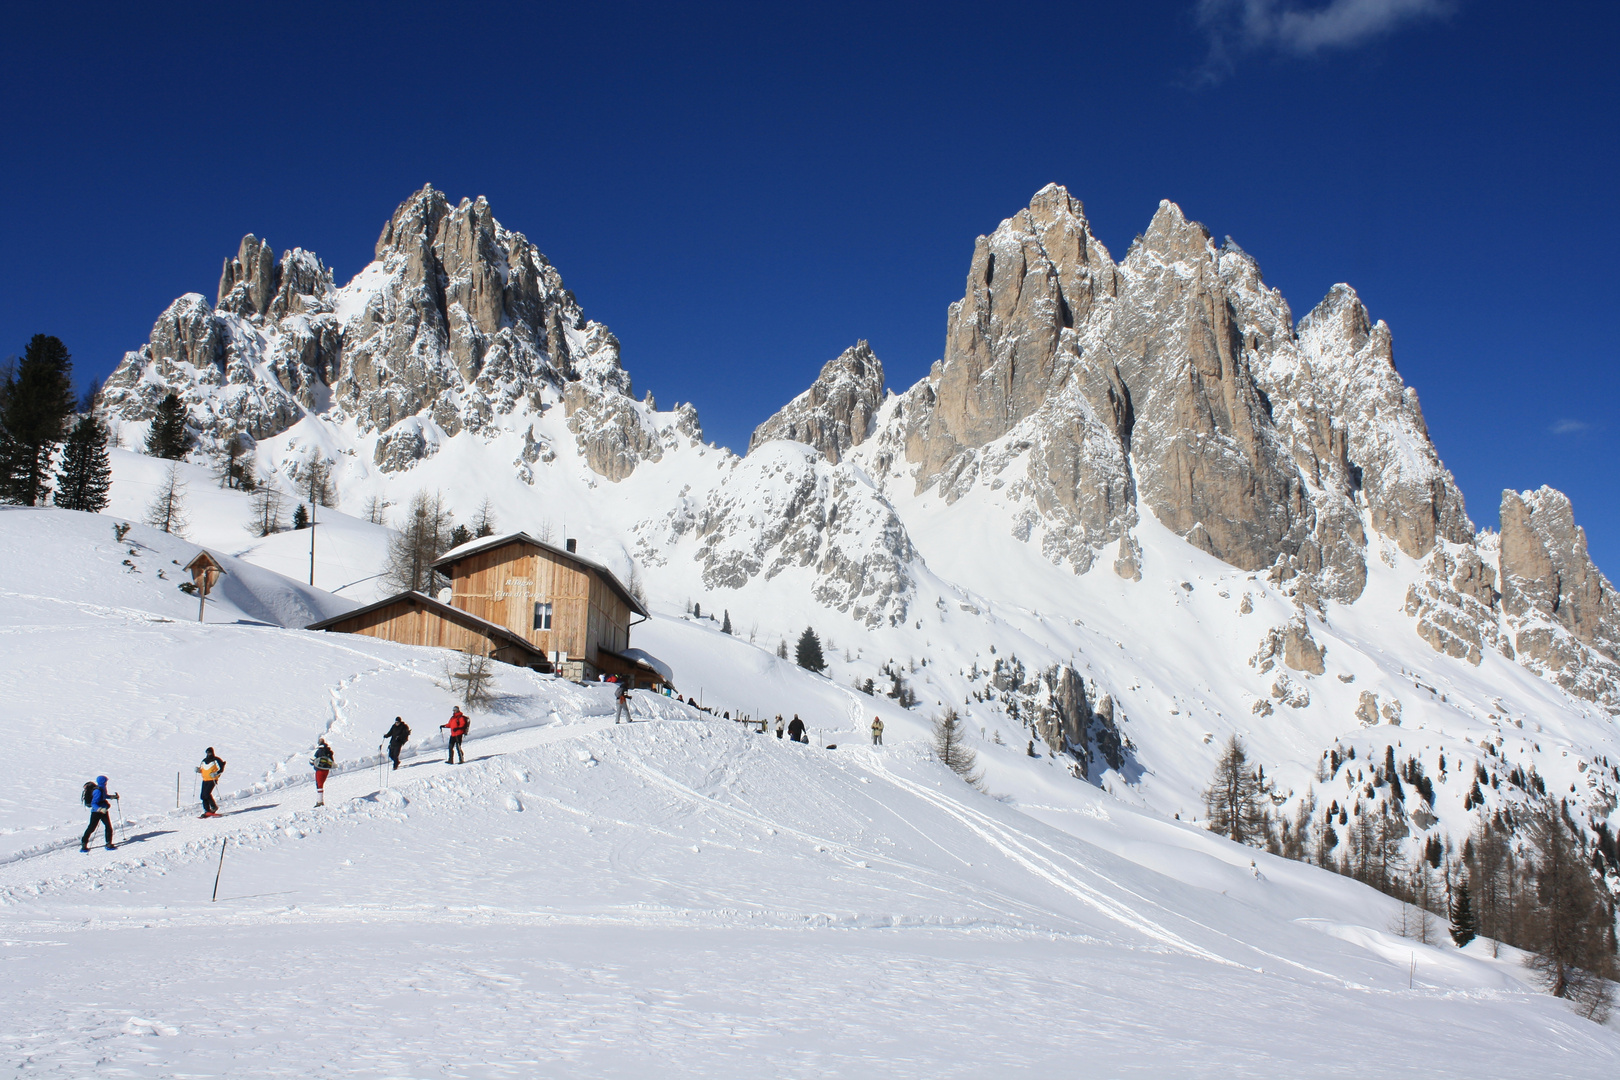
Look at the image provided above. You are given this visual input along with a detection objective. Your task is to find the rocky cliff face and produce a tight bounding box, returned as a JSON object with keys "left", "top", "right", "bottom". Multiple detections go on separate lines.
{"left": 870, "top": 188, "right": 1472, "bottom": 597}
{"left": 1496, "top": 487, "right": 1620, "bottom": 704}
{"left": 749, "top": 342, "right": 884, "bottom": 464}
{"left": 635, "top": 441, "right": 918, "bottom": 628}
{"left": 745, "top": 184, "right": 1614, "bottom": 712}
{"left": 102, "top": 185, "right": 656, "bottom": 477}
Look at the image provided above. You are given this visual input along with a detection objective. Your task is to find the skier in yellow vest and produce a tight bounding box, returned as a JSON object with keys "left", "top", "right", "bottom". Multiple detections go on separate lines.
{"left": 196, "top": 747, "right": 226, "bottom": 818}
{"left": 871, "top": 717, "right": 884, "bottom": 746}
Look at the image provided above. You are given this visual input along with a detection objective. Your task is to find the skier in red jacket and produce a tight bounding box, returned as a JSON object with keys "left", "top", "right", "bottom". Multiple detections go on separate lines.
{"left": 441, "top": 707, "right": 469, "bottom": 764}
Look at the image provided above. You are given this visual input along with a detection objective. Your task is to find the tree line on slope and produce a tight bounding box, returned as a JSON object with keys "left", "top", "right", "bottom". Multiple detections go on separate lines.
{"left": 1206, "top": 735, "right": 1618, "bottom": 1021}
{"left": 0, "top": 335, "right": 111, "bottom": 512}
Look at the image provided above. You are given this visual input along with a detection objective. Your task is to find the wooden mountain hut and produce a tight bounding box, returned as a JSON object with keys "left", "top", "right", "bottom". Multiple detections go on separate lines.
{"left": 306, "top": 592, "right": 551, "bottom": 669}
{"left": 429, "top": 532, "right": 660, "bottom": 686}
{"left": 306, "top": 532, "right": 668, "bottom": 687}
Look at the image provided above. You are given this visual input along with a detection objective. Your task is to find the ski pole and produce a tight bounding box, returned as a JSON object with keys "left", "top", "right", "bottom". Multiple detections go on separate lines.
{"left": 212, "top": 838, "right": 227, "bottom": 901}
{"left": 378, "top": 743, "right": 385, "bottom": 788}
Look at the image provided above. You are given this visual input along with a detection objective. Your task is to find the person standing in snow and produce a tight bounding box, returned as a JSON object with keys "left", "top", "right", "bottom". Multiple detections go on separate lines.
{"left": 441, "top": 707, "right": 469, "bottom": 763}
{"left": 787, "top": 715, "right": 806, "bottom": 743}
{"left": 383, "top": 717, "right": 410, "bottom": 769}
{"left": 311, "top": 739, "right": 335, "bottom": 806}
{"left": 80, "top": 775, "right": 118, "bottom": 851}
{"left": 615, "top": 681, "right": 633, "bottom": 725}
{"left": 196, "top": 747, "right": 226, "bottom": 817}
{"left": 775, "top": 715, "right": 785, "bottom": 740}
{"left": 870, "top": 717, "right": 884, "bottom": 746}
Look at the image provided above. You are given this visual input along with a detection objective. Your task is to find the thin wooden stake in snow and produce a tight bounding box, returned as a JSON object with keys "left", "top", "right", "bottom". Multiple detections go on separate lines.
{"left": 212, "top": 838, "right": 227, "bottom": 902}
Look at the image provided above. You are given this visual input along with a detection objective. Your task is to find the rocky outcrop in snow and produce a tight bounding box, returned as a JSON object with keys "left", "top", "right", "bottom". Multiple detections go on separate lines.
{"left": 749, "top": 342, "right": 885, "bottom": 464}
{"left": 1496, "top": 488, "right": 1620, "bottom": 705}
{"left": 843, "top": 186, "right": 1475, "bottom": 601}
{"left": 635, "top": 443, "right": 918, "bottom": 628}
{"left": 896, "top": 185, "right": 1135, "bottom": 573}
{"left": 101, "top": 185, "right": 660, "bottom": 479}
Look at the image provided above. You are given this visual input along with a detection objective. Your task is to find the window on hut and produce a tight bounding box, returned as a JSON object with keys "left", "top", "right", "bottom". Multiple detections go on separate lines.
{"left": 533, "top": 602, "right": 553, "bottom": 631}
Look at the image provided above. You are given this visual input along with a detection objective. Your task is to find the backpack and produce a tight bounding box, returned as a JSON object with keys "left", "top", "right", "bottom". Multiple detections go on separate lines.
{"left": 81, "top": 781, "right": 98, "bottom": 808}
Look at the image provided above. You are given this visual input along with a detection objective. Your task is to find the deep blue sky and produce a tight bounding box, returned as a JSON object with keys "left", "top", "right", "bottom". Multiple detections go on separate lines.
{"left": 3, "top": 1, "right": 1616, "bottom": 568}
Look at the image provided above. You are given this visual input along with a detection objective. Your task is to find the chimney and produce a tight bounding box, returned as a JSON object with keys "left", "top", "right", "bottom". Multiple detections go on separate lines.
{"left": 565, "top": 538, "right": 577, "bottom": 554}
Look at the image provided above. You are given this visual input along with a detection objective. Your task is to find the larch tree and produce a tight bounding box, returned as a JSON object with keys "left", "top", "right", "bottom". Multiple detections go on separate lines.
{"left": 215, "top": 434, "right": 251, "bottom": 490}
{"left": 247, "top": 485, "right": 286, "bottom": 537}
{"left": 932, "top": 707, "right": 982, "bottom": 787}
{"left": 382, "top": 489, "right": 455, "bottom": 594}
{"left": 472, "top": 497, "right": 497, "bottom": 537}
{"left": 144, "top": 462, "right": 190, "bottom": 535}
{"left": 1203, "top": 735, "right": 1269, "bottom": 846}
{"left": 297, "top": 456, "right": 336, "bottom": 509}
{"left": 1524, "top": 804, "right": 1615, "bottom": 1019}
{"left": 53, "top": 414, "right": 112, "bottom": 512}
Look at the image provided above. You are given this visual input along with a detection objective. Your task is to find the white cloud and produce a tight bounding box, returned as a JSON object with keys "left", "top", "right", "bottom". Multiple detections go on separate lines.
{"left": 1196, "top": 0, "right": 1452, "bottom": 75}
{"left": 1549, "top": 419, "right": 1592, "bottom": 436}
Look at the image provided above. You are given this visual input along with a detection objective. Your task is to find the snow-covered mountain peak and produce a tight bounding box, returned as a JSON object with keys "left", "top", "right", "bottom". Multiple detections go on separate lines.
{"left": 88, "top": 185, "right": 1620, "bottom": 892}
{"left": 748, "top": 341, "right": 885, "bottom": 464}
{"left": 102, "top": 186, "right": 662, "bottom": 482}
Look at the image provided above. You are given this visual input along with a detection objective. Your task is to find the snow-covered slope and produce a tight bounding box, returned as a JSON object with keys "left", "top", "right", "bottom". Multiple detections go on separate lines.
{"left": 87, "top": 183, "right": 1620, "bottom": 930}
{"left": 1, "top": 521, "right": 1617, "bottom": 1074}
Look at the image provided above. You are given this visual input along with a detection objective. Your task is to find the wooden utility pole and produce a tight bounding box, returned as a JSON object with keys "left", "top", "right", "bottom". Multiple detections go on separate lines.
{"left": 307, "top": 467, "right": 319, "bottom": 587}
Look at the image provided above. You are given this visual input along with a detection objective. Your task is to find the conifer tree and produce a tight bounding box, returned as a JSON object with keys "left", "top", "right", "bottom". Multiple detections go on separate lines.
{"left": 1524, "top": 803, "right": 1615, "bottom": 1018}
{"left": 0, "top": 334, "right": 77, "bottom": 505}
{"left": 722, "top": 610, "right": 732, "bottom": 635}
{"left": 933, "top": 707, "right": 983, "bottom": 787}
{"left": 381, "top": 489, "right": 454, "bottom": 593}
{"left": 216, "top": 434, "right": 250, "bottom": 489}
{"left": 796, "top": 626, "right": 827, "bottom": 673}
{"left": 449, "top": 523, "right": 472, "bottom": 548}
{"left": 472, "top": 497, "right": 497, "bottom": 537}
{"left": 292, "top": 503, "right": 310, "bottom": 529}
{"left": 144, "top": 392, "right": 192, "bottom": 459}
{"left": 1451, "top": 880, "right": 1478, "bottom": 948}
{"left": 247, "top": 486, "right": 285, "bottom": 536}
{"left": 144, "top": 462, "right": 190, "bottom": 535}
{"left": 1203, "top": 735, "right": 1269, "bottom": 845}
{"left": 302, "top": 457, "right": 336, "bottom": 508}
{"left": 52, "top": 414, "right": 112, "bottom": 512}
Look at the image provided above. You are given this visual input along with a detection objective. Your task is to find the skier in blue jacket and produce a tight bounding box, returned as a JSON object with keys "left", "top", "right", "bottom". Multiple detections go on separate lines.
{"left": 80, "top": 775, "right": 119, "bottom": 852}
